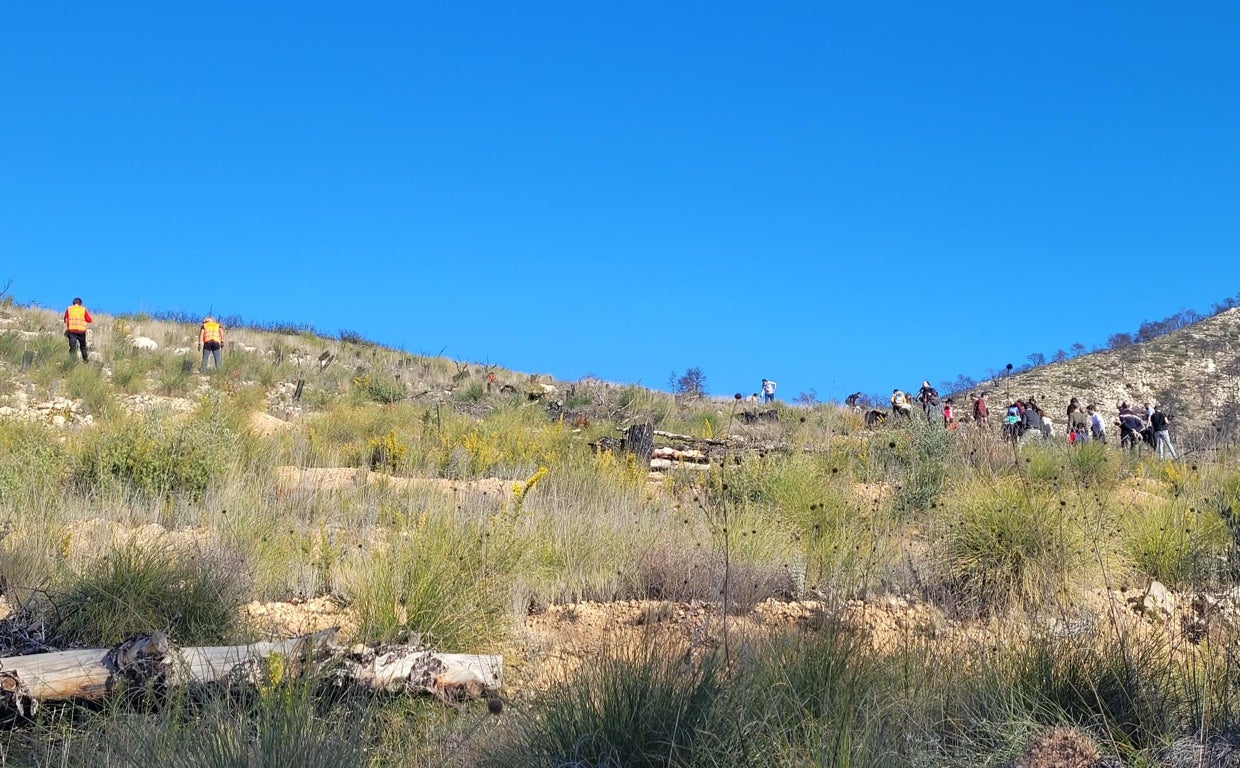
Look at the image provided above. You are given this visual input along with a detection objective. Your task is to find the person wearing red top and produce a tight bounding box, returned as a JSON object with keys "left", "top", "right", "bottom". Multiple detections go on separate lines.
{"left": 63, "top": 297, "right": 93, "bottom": 361}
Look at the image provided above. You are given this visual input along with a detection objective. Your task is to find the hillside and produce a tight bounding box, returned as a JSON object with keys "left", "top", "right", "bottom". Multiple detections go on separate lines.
{"left": 7, "top": 297, "right": 1240, "bottom": 766}
{"left": 966, "top": 306, "right": 1240, "bottom": 446}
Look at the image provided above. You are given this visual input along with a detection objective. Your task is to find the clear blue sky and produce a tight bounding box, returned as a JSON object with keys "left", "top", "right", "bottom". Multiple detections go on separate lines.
{"left": 4, "top": 2, "right": 1239, "bottom": 400}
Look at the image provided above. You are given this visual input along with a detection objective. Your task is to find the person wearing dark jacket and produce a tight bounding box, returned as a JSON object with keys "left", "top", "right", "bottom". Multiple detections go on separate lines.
{"left": 1118, "top": 403, "right": 1146, "bottom": 451}
{"left": 1068, "top": 406, "right": 1090, "bottom": 444}
{"left": 1022, "top": 405, "right": 1045, "bottom": 440}
{"left": 1150, "top": 405, "right": 1177, "bottom": 460}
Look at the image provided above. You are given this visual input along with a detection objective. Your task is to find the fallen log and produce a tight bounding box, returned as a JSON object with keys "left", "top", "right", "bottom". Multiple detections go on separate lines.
{"left": 649, "top": 458, "right": 711, "bottom": 471}
{"left": 651, "top": 429, "right": 728, "bottom": 446}
{"left": 651, "top": 447, "right": 706, "bottom": 462}
{"left": 615, "top": 427, "right": 728, "bottom": 447}
{"left": 0, "top": 629, "right": 501, "bottom": 717}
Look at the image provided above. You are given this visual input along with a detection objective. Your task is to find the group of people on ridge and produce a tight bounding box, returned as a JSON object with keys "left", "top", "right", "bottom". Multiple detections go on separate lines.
{"left": 890, "top": 382, "right": 942, "bottom": 422}
{"left": 888, "top": 381, "right": 1180, "bottom": 460}
{"left": 61, "top": 298, "right": 226, "bottom": 374}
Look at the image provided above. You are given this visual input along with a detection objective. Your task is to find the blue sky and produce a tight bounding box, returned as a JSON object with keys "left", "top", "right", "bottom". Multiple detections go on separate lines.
{"left": 3, "top": 2, "right": 1238, "bottom": 400}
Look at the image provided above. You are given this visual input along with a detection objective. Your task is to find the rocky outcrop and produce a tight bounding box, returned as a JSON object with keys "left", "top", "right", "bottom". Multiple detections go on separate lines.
{"left": 0, "top": 393, "right": 91, "bottom": 426}
{"left": 965, "top": 307, "right": 1240, "bottom": 445}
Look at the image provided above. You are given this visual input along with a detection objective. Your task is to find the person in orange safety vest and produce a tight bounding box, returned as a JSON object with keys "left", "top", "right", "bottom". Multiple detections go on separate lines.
{"left": 199, "top": 316, "right": 225, "bottom": 372}
{"left": 63, "top": 297, "right": 93, "bottom": 361}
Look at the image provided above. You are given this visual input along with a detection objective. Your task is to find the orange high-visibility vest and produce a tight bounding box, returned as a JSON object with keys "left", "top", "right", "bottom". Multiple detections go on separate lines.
{"left": 201, "top": 321, "right": 223, "bottom": 344}
{"left": 66, "top": 305, "right": 88, "bottom": 332}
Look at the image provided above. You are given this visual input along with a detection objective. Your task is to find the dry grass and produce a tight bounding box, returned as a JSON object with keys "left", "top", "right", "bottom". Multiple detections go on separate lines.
{"left": 3, "top": 301, "right": 1240, "bottom": 765}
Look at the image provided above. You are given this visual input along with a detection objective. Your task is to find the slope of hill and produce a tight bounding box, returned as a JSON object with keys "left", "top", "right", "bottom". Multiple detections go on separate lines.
{"left": 967, "top": 306, "right": 1240, "bottom": 445}
{"left": 8, "top": 297, "right": 1240, "bottom": 766}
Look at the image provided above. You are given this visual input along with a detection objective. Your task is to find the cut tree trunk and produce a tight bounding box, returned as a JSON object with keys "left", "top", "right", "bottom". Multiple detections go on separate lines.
{"left": 623, "top": 423, "right": 655, "bottom": 461}
{"left": 0, "top": 629, "right": 501, "bottom": 717}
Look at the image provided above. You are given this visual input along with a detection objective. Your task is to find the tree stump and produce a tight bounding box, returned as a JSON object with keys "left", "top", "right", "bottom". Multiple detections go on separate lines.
{"left": 623, "top": 423, "right": 655, "bottom": 462}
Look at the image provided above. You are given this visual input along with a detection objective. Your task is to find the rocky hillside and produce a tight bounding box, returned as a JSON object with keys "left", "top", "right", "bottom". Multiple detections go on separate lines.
{"left": 971, "top": 307, "right": 1240, "bottom": 446}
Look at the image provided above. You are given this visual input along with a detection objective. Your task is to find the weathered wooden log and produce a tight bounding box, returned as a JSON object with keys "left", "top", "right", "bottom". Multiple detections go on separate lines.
{"left": 616, "top": 427, "right": 728, "bottom": 447}
{"left": 0, "top": 629, "right": 500, "bottom": 716}
{"left": 649, "top": 458, "right": 711, "bottom": 471}
{"left": 651, "top": 447, "right": 706, "bottom": 462}
{"left": 342, "top": 645, "right": 503, "bottom": 701}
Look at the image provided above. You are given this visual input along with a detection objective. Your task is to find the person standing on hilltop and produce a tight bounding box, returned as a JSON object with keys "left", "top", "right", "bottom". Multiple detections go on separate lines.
{"left": 1151, "top": 404, "right": 1178, "bottom": 460}
{"left": 1087, "top": 404, "right": 1107, "bottom": 443}
{"left": 1067, "top": 397, "right": 1082, "bottom": 420}
{"left": 915, "top": 381, "right": 939, "bottom": 422}
{"left": 1118, "top": 403, "right": 1146, "bottom": 452}
{"left": 63, "top": 297, "right": 92, "bottom": 362}
{"left": 199, "top": 316, "right": 224, "bottom": 373}
{"left": 1067, "top": 403, "right": 1090, "bottom": 444}
{"left": 761, "top": 378, "right": 777, "bottom": 403}
{"left": 972, "top": 392, "right": 989, "bottom": 429}
{"left": 891, "top": 389, "right": 913, "bottom": 421}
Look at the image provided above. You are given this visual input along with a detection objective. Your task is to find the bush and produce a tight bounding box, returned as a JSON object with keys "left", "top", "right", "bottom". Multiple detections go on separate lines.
{"left": 334, "top": 515, "right": 510, "bottom": 650}
{"left": 72, "top": 414, "right": 247, "bottom": 499}
{"left": 479, "top": 643, "right": 733, "bottom": 768}
{"left": 46, "top": 540, "right": 249, "bottom": 647}
{"left": 366, "top": 430, "right": 407, "bottom": 473}
{"left": 156, "top": 360, "right": 195, "bottom": 396}
{"left": 58, "top": 684, "right": 368, "bottom": 768}
{"left": 1123, "top": 500, "right": 1231, "bottom": 588}
{"left": 0, "top": 420, "right": 68, "bottom": 502}
{"left": 999, "top": 632, "right": 1180, "bottom": 755}
{"left": 935, "top": 479, "right": 1098, "bottom": 613}
{"left": 455, "top": 381, "right": 486, "bottom": 403}
{"left": 1065, "top": 440, "right": 1119, "bottom": 490}
{"left": 634, "top": 543, "right": 799, "bottom": 613}
{"left": 351, "top": 373, "right": 406, "bottom": 405}
{"left": 111, "top": 355, "right": 157, "bottom": 394}
{"left": 66, "top": 362, "right": 116, "bottom": 417}
{"left": 868, "top": 422, "right": 953, "bottom": 514}
{"left": 737, "top": 629, "right": 886, "bottom": 764}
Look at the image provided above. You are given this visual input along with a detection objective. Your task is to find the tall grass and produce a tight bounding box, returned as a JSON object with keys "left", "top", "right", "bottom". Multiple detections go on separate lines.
{"left": 933, "top": 478, "right": 1104, "bottom": 614}
{"left": 9, "top": 300, "right": 1240, "bottom": 766}
{"left": 71, "top": 413, "right": 249, "bottom": 499}
{"left": 333, "top": 513, "right": 514, "bottom": 650}
{"left": 44, "top": 540, "right": 250, "bottom": 647}
{"left": 479, "top": 640, "right": 735, "bottom": 768}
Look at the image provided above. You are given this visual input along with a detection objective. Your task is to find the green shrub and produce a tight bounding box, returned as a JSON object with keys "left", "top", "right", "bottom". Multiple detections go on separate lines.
{"left": 111, "top": 355, "right": 157, "bottom": 394}
{"left": 1123, "top": 501, "right": 1231, "bottom": 588}
{"left": 51, "top": 684, "right": 368, "bottom": 768}
{"left": 479, "top": 643, "right": 733, "bottom": 768}
{"left": 156, "top": 360, "right": 195, "bottom": 396}
{"left": 366, "top": 430, "right": 407, "bottom": 472}
{"left": 0, "top": 420, "right": 69, "bottom": 502}
{"left": 737, "top": 629, "right": 886, "bottom": 764}
{"left": 72, "top": 414, "right": 247, "bottom": 499}
{"left": 351, "top": 372, "right": 407, "bottom": 404}
{"left": 1065, "top": 440, "right": 1119, "bottom": 490}
{"left": 66, "top": 361, "right": 116, "bottom": 417}
{"left": 998, "top": 632, "right": 1180, "bottom": 755}
{"left": 935, "top": 479, "right": 1097, "bottom": 613}
{"left": 456, "top": 381, "right": 487, "bottom": 403}
{"left": 868, "top": 422, "right": 953, "bottom": 514}
{"left": 0, "top": 524, "right": 68, "bottom": 612}
{"left": 334, "top": 515, "right": 510, "bottom": 649}
{"left": 47, "top": 540, "right": 249, "bottom": 647}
